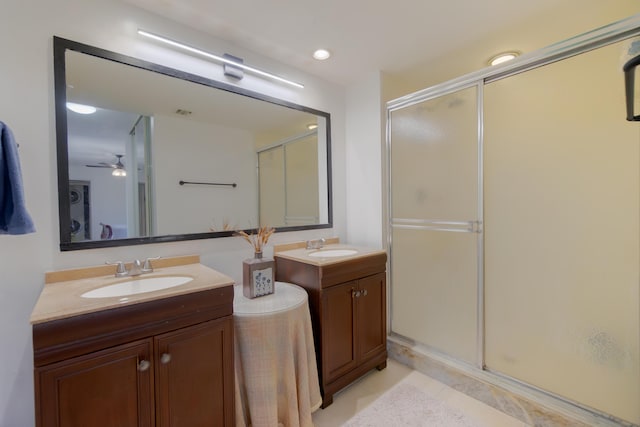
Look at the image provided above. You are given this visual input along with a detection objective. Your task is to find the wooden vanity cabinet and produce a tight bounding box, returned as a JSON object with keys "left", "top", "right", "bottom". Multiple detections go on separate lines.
{"left": 33, "top": 286, "right": 234, "bottom": 427}
{"left": 275, "top": 253, "right": 387, "bottom": 407}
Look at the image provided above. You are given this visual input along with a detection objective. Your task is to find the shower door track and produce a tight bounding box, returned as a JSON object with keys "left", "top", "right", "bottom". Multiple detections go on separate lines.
{"left": 388, "top": 333, "right": 633, "bottom": 427}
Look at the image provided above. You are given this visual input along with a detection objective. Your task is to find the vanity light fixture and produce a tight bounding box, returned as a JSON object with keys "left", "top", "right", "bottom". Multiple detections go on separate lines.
{"left": 312, "top": 49, "right": 331, "bottom": 61}
{"left": 137, "top": 29, "right": 304, "bottom": 89}
{"left": 488, "top": 51, "right": 520, "bottom": 66}
{"left": 66, "top": 102, "right": 97, "bottom": 114}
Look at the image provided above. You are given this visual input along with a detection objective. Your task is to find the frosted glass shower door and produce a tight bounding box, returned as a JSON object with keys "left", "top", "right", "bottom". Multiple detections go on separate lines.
{"left": 483, "top": 40, "right": 640, "bottom": 424}
{"left": 389, "top": 86, "right": 481, "bottom": 364}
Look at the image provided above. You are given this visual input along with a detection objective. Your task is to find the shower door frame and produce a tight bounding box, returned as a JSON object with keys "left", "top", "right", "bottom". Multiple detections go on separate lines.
{"left": 386, "top": 81, "right": 485, "bottom": 368}
{"left": 385, "top": 13, "right": 640, "bottom": 425}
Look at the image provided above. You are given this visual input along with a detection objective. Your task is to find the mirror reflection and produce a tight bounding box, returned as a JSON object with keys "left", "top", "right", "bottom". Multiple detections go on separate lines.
{"left": 55, "top": 38, "right": 332, "bottom": 250}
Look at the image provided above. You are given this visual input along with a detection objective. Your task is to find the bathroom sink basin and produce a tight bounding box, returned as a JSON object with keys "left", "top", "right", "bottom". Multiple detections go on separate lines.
{"left": 308, "top": 249, "right": 358, "bottom": 258}
{"left": 81, "top": 276, "right": 193, "bottom": 299}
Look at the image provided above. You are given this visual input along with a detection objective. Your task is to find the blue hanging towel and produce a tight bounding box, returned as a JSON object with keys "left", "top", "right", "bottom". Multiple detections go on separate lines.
{"left": 0, "top": 121, "right": 35, "bottom": 235}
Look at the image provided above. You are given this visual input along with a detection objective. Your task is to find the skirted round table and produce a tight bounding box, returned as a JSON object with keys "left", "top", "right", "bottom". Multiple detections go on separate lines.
{"left": 234, "top": 281, "right": 322, "bottom": 427}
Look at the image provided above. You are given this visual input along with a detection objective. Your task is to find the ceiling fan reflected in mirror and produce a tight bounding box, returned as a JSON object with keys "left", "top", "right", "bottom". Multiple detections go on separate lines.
{"left": 85, "top": 154, "right": 127, "bottom": 177}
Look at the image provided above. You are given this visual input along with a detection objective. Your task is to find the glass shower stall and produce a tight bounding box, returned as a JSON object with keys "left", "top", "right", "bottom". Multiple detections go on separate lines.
{"left": 387, "top": 19, "right": 640, "bottom": 425}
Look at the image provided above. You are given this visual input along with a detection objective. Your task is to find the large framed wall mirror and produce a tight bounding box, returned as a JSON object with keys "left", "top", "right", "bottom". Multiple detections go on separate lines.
{"left": 54, "top": 37, "right": 332, "bottom": 251}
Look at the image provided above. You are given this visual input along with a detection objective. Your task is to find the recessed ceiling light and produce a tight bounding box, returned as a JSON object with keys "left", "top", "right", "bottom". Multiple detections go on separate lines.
{"left": 489, "top": 51, "right": 520, "bottom": 66}
{"left": 66, "top": 102, "right": 97, "bottom": 114}
{"left": 313, "top": 49, "right": 331, "bottom": 61}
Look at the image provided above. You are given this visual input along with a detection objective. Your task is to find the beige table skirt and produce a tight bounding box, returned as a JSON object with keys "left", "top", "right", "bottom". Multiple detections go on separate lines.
{"left": 234, "top": 282, "right": 322, "bottom": 427}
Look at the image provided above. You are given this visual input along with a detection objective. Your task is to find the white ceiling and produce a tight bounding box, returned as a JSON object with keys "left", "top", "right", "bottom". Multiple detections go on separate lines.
{"left": 122, "top": 0, "right": 639, "bottom": 87}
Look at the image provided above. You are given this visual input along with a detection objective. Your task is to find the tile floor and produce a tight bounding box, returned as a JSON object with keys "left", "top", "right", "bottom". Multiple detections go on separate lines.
{"left": 312, "top": 359, "right": 528, "bottom": 427}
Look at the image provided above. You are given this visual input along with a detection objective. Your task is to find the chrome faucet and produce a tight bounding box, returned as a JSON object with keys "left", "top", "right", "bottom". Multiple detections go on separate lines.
{"left": 141, "top": 256, "right": 160, "bottom": 273}
{"left": 107, "top": 257, "right": 160, "bottom": 277}
{"left": 108, "top": 261, "right": 129, "bottom": 277}
{"left": 128, "top": 259, "right": 144, "bottom": 276}
{"left": 306, "top": 238, "right": 326, "bottom": 250}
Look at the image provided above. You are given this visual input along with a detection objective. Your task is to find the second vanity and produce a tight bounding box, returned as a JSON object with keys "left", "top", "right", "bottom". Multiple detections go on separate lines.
{"left": 274, "top": 243, "right": 388, "bottom": 408}
{"left": 30, "top": 255, "right": 235, "bottom": 427}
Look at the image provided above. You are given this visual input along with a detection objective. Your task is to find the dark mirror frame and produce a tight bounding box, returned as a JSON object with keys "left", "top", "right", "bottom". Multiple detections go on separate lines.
{"left": 54, "top": 36, "right": 333, "bottom": 251}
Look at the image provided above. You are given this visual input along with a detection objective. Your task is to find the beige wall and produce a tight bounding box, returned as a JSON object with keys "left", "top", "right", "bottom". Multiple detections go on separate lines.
{"left": 383, "top": 2, "right": 640, "bottom": 101}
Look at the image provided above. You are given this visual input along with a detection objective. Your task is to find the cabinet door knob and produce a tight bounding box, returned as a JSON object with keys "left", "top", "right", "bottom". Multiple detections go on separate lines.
{"left": 362, "top": 289, "right": 368, "bottom": 297}
{"left": 160, "top": 353, "right": 172, "bottom": 364}
{"left": 352, "top": 290, "right": 361, "bottom": 298}
{"left": 138, "top": 359, "right": 151, "bottom": 372}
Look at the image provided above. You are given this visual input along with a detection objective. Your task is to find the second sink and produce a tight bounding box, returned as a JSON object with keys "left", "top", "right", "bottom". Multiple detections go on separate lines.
{"left": 308, "top": 249, "right": 358, "bottom": 258}
{"left": 81, "top": 276, "right": 193, "bottom": 299}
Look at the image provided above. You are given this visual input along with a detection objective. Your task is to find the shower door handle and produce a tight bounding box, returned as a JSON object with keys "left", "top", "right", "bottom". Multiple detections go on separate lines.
{"left": 392, "top": 219, "right": 482, "bottom": 233}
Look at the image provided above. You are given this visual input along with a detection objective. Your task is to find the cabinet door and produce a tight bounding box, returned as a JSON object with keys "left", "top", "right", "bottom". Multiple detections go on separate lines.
{"left": 321, "top": 281, "right": 357, "bottom": 383}
{"left": 357, "top": 273, "right": 387, "bottom": 362}
{"left": 154, "top": 317, "right": 234, "bottom": 427}
{"left": 36, "top": 339, "right": 153, "bottom": 427}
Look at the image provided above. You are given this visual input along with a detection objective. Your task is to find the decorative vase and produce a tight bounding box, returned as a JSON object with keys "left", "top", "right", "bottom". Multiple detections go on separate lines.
{"left": 242, "top": 251, "right": 275, "bottom": 298}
